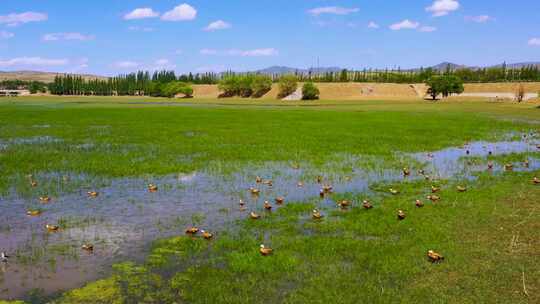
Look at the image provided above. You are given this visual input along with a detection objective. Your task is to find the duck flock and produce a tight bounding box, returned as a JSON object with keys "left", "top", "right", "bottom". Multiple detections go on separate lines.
{"left": 2, "top": 143, "right": 540, "bottom": 267}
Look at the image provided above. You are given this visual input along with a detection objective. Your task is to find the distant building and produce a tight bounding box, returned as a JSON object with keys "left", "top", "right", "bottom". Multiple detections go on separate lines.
{"left": 0, "top": 89, "right": 30, "bottom": 97}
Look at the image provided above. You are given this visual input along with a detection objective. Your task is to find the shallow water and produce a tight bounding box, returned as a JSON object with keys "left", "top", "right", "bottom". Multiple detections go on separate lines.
{"left": 0, "top": 135, "right": 539, "bottom": 299}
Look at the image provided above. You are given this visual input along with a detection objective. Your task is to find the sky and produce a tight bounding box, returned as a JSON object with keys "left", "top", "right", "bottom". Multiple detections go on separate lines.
{"left": 0, "top": 0, "right": 539, "bottom": 76}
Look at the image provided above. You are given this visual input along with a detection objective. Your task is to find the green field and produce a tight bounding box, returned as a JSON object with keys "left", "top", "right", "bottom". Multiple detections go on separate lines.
{"left": 0, "top": 96, "right": 538, "bottom": 303}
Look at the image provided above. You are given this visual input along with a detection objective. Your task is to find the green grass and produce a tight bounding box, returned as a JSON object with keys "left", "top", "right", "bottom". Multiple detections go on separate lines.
{"left": 0, "top": 96, "right": 538, "bottom": 303}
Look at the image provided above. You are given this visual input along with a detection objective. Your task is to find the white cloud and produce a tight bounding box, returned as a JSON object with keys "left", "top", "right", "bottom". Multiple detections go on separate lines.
{"left": 308, "top": 6, "right": 359, "bottom": 16}
{"left": 419, "top": 26, "right": 437, "bottom": 32}
{"left": 113, "top": 61, "right": 140, "bottom": 69}
{"left": 367, "top": 21, "right": 379, "bottom": 29}
{"left": 390, "top": 19, "right": 420, "bottom": 30}
{"left": 154, "top": 58, "right": 176, "bottom": 69}
{"left": 42, "top": 32, "right": 95, "bottom": 42}
{"left": 128, "top": 26, "right": 154, "bottom": 32}
{"left": 0, "top": 12, "right": 48, "bottom": 26}
{"left": 124, "top": 8, "right": 159, "bottom": 20}
{"left": 528, "top": 38, "right": 540, "bottom": 46}
{"left": 426, "top": 0, "right": 460, "bottom": 17}
{"left": 201, "top": 48, "right": 278, "bottom": 57}
{"left": 204, "top": 20, "right": 231, "bottom": 31}
{"left": 0, "top": 31, "right": 14, "bottom": 39}
{"left": 0, "top": 57, "right": 68, "bottom": 67}
{"left": 200, "top": 48, "right": 218, "bottom": 55}
{"left": 465, "top": 15, "right": 493, "bottom": 23}
{"left": 161, "top": 4, "right": 197, "bottom": 21}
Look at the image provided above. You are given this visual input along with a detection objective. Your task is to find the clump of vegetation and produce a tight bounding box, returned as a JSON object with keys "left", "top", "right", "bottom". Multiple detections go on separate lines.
{"left": 425, "top": 75, "right": 464, "bottom": 100}
{"left": 277, "top": 75, "right": 298, "bottom": 99}
{"left": 302, "top": 82, "right": 320, "bottom": 100}
{"left": 162, "top": 82, "right": 193, "bottom": 98}
{"left": 515, "top": 83, "right": 525, "bottom": 102}
{"left": 0, "top": 80, "right": 47, "bottom": 94}
{"left": 217, "top": 74, "right": 272, "bottom": 98}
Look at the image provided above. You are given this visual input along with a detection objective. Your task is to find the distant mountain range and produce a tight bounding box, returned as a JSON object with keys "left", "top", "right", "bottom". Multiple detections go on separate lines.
{"left": 1, "top": 62, "right": 540, "bottom": 82}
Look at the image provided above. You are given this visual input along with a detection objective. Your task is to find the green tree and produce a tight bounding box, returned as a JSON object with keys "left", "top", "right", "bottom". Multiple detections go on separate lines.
{"left": 251, "top": 74, "right": 272, "bottom": 98}
{"left": 277, "top": 75, "right": 298, "bottom": 99}
{"left": 425, "top": 75, "right": 464, "bottom": 100}
{"left": 302, "top": 82, "right": 320, "bottom": 100}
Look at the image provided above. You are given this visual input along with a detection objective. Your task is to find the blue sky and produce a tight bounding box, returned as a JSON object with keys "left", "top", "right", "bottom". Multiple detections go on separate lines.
{"left": 0, "top": 0, "right": 539, "bottom": 76}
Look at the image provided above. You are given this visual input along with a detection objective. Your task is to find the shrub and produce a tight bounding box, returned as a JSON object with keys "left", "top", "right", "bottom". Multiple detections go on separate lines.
{"left": 277, "top": 75, "right": 298, "bottom": 99}
{"left": 218, "top": 75, "right": 240, "bottom": 97}
{"left": 515, "top": 84, "right": 525, "bottom": 102}
{"left": 251, "top": 75, "right": 272, "bottom": 98}
{"left": 302, "top": 82, "right": 320, "bottom": 100}
{"left": 162, "top": 82, "right": 193, "bottom": 98}
{"left": 425, "top": 75, "right": 464, "bottom": 100}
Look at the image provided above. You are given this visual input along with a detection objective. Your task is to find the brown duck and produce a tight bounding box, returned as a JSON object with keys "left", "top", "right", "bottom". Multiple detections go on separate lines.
{"left": 389, "top": 188, "right": 399, "bottom": 195}
{"left": 27, "top": 210, "right": 42, "bottom": 217}
{"left": 185, "top": 227, "right": 199, "bottom": 235}
{"left": 46, "top": 224, "right": 59, "bottom": 232}
{"left": 255, "top": 176, "right": 263, "bottom": 183}
{"left": 264, "top": 201, "right": 272, "bottom": 211}
{"left": 397, "top": 210, "right": 406, "bottom": 220}
{"left": 403, "top": 167, "right": 411, "bottom": 177}
{"left": 312, "top": 209, "right": 323, "bottom": 220}
{"left": 148, "top": 184, "right": 158, "bottom": 192}
{"left": 201, "top": 230, "right": 213, "bottom": 240}
{"left": 275, "top": 197, "right": 285, "bottom": 205}
{"left": 250, "top": 212, "right": 261, "bottom": 219}
{"left": 259, "top": 244, "right": 273, "bottom": 256}
{"left": 39, "top": 196, "right": 51, "bottom": 203}
{"left": 249, "top": 188, "right": 260, "bottom": 195}
{"left": 504, "top": 164, "right": 513, "bottom": 171}
{"left": 31, "top": 181, "right": 38, "bottom": 187}
{"left": 456, "top": 185, "right": 467, "bottom": 192}
{"left": 337, "top": 200, "right": 351, "bottom": 208}
{"left": 427, "top": 195, "right": 440, "bottom": 202}
{"left": 431, "top": 186, "right": 440, "bottom": 193}
{"left": 533, "top": 177, "right": 539, "bottom": 185}
{"left": 427, "top": 250, "right": 444, "bottom": 263}
{"left": 362, "top": 200, "right": 373, "bottom": 209}
{"left": 87, "top": 191, "right": 99, "bottom": 198}
{"left": 82, "top": 244, "right": 94, "bottom": 252}
{"left": 415, "top": 200, "right": 424, "bottom": 208}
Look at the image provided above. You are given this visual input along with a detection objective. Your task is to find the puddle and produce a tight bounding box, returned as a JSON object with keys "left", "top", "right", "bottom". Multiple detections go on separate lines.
{"left": 0, "top": 135, "right": 539, "bottom": 299}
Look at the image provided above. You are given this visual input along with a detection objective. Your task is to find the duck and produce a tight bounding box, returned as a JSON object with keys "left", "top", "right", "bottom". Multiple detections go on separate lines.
{"left": 31, "top": 181, "right": 38, "bottom": 187}
{"left": 263, "top": 180, "right": 273, "bottom": 187}
{"left": 1, "top": 252, "right": 8, "bottom": 263}
{"left": 185, "top": 227, "right": 199, "bottom": 235}
{"left": 523, "top": 160, "right": 529, "bottom": 168}
{"left": 319, "top": 189, "right": 325, "bottom": 198}
{"left": 264, "top": 201, "right": 272, "bottom": 211}
{"left": 504, "top": 164, "right": 513, "bottom": 171}
{"left": 537, "top": 144, "right": 540, "bottom": 150}
{"left": 362, "top": 200, "right": 373, "bottom": 209}
{"left": 148, "top": 184, "right": 158, "bottom": 192}
{"left": 389, "top": 188, "right": 399, "bottom": 195}
{"left": 456, "top": 186, "right": 467, "bottom": 192}
{"left": 466, "top": 150, "right": 470, "bottom": 155}
{"left": 424, "top": 175, "right": 431, "bottom": 181}
{"left": 427, "top": 250, "right": 444, "bottom": 263}
{"left": 259, "top": 244, "right": 273, "bottom": 256}
{"left": 46, "top": 224, "right": 59, "bottom": 232}
{"left": 337, "top": 200, "right": 351, "bottom": 208}
{"left": 39, "top": 196, "right": 51, "bottom": 203}
{"left": 255, "top": 176, "right": 263, "bottom": 183}
{"left": 316, "top": 176, "right": 323, "bottom": 183}
{"left": 250, "top": 212, "right": 261, "bottom": 219}
{"left": 201, "top": 230, "right": 213, "bottom": 240}
{"left": 297, "top": 182, "right": 304, "bottom": 188}
{"left": 26, "top": 210, "right": 42, "bottom": 217}
{"left": 415, "top": 200, "right": 424, "bottom": 208}
{"left": 87, "top": 191, "right": 99, "bottom": 198}
{"left": 418, "top": 169, "right": 425, "bottom": 175}
{"left": 403, "top": 168, "right": 411, "bottom": 177}
{"left": 427, "top": 195, "right": 441, "bottom": 202}
{"left": 427, "top": 153, "right": 434, "bottom": 158}
{"left": 487, "top": 162, "right": 494, "bottom": 170}
{"left": 431, "top": 186, "right": 440, "bottom": 193}
{"left": 275, "top": 197, "right": 285, "bottom": 205}
{"left": 249, "top": 188, "right": 260, "bottom": 195}
{"left": 532, "top": 177, "right": 539, "bottom": 185}
{"left": 312, "top": 209, "right": 323, "bottom": 220}
{"left": 322, "top": 185, "right": 333, "bottom": 193}
{"left": 239, "top": 199, "right": 245, "bottom": 206}
{"left": 397, "top": 210, "right": 406, "bottom": 220}
{"left": 82, "top": 244, "right": 94, "bottom": 252}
